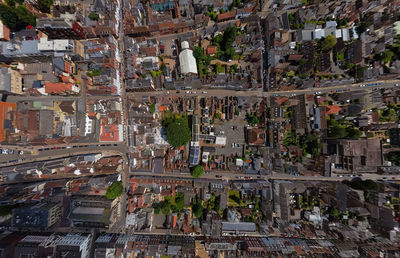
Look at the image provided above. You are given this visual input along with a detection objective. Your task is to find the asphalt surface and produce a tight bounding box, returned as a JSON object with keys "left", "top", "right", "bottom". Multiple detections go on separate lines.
{"left": 130, "top": 170, "right": 399, "bottom": 182}
{"left": 0, "top": 143, "right": 127, "bottom": 166}
{"left": 128, "top": 79, "right": 400, "bottom": 98}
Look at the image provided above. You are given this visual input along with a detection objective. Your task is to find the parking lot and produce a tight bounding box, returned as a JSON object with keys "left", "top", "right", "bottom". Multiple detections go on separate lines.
{"left": 213, "top": 113, "right": 247, "bottom": 157}
{"left": 160, "top": 39, "right": 177, "bottom": 57}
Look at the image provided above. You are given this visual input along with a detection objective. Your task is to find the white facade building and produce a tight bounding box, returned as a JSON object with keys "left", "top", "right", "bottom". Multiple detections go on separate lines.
{"left": 179, "top": 41, "right": 198, "bottom": 75}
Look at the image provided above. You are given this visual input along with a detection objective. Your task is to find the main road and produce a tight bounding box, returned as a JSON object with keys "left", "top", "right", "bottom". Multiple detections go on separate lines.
{"left": 0, "top": 142, "right": 128, "bottom": 166}
{"left": 130, "top": 170, "right": 396, "bottom": 182}
{"left": 128, "top": 79, "right": 400, "bottom": 98}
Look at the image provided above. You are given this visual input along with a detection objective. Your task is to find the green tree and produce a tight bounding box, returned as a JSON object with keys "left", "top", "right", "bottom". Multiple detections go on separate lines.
{"left": 387, "top": 152, "right": 400, "bottom": 166}
{"left": 105, "top": 181, "right": 123, "bottom": 200}
{"left": 149, "top": 103, "right": 155, "bottom": 114}
{"left": 174, "top": 192, "right": 185, "bottom": 211}
{"left": 0, "top": 4, "right": 36, "bottom": 30}
{"left": 160, "top": 200, "right": 171, "bottom": 215}
{"left": 5, "top": 0, "right": 15, "bottom": 7}
{"left": 329, "top": 125, "right": 347, "bottom": 138}
{"left": 336, "top": 18, "right": 349, "bottom": 28}
{"left": 86, "top": 70, "right": 101, "bottom": 77}
{"left": 346, "top": 127, "right": 362, "bottom": 139}
{"left": 193, "top": 46, "right": 204, "bottom": 61}
{"left": 0, "top": 204, "right": 17, "bottom": 216}
{"left": 225, "top": 47, "right": 236, "bottom": 59}
{"left": 192, "top": 195, "right": 203, "bottom": 218}
{"left": 299, "top": 58, "right": 307, "bottom": 66}
{"left": 212, "top": 34, "right": 223, "bottom": 48}
{"left": 230, "top": 64, "right": 238, "bottom": 74}
{"left": 331, "top": 208, "right": 341, "bottom": 218}
{"left": 299, "top": 134, "right": 321, "bottom": 157}
{"left": 0, "top": 5, "right": 18, "bottom": 29}
{"left": 320, "top": 34, "right": 337, "bottom": 51}
{"left": 356, "top": 16, "right": 371, "bottom": 36}
{"left": 345, "top": 179, "right": 380, "bottom": 192}
{"left": 230, "top": 0, "right": 242, "bottom": 9}
{"left": 246, "top": 113, "right": 259, "bottom": 126}
{"left": 88, "top": 12, "right": 100, "bottom": 21}
{"left": 379, "top": 50, "right": 394, "bottom": 63}
{"left": 191, "top": 165, "right": 204, "bottom": 178}
{"left": 153, "top": 203, "right": 161, "bottom": 214}
{"left": 221, "top": 26, "right": 237, "bottom": 51}
{"left": 206, "top": 6, "right": 217, "bottom": 21}
{"left": 164, "top": 114, "right": 191, "bottom": 147}
{"left": 38, "top": 0, "right": 53, "bottom": 13}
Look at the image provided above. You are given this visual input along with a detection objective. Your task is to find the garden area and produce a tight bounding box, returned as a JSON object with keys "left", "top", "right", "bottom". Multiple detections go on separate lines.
{"left": 327, "top": 117, "right": 362, "bottom": 139}
{"left": 228, "top": 190, "right": 246, "bottom": 207}
{"left": 193, "top": 26, "right": 241, "bottom": 76}
{"left": 344, "top": 179, "right": 381, "bottom": 201}
{"left": 191, "top": 165, "right": 204, "bottom": 178}
{"left": 377, "top": 104, "right": 399, "bottom": 122}
{"left": 192, "top": 195, "right": 203, "bottom": 218}
{"left": 162, "top": 112, "right": 191, "bottom": 148}
{"left": 0, "top": 0, "right": 36, "bottom": 30}
{"left": 153, "top": 192, "right": 185, "bottom": 215}
{"left": 105, "top": 181, "right": 123, "bottom": 200}
{"left": 386, "top": 152, "right": 400, "bottom": 166}
{"left": 203, "top": 193, "right": 222, "bottom": 216}
{"left": 282, "top": 130, "right": 321, "bottom": 158}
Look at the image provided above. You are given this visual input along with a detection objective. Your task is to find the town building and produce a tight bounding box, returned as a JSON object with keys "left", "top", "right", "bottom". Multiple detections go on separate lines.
{"left": 12, "top": 202, "right": 62, "bottom": 230}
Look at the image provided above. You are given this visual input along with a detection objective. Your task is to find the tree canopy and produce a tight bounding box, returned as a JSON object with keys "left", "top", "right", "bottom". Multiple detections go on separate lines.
{"left": 328, "top": 118, "right": 362, "bottom": 139}
{"left": 0, "top": 4, "right": 36, "bottom": 30}
{"left": 191, "top": 165, "right": 204, "bottom": 178}
{"left": 320, "top": 34, "right": 337, "bottom": 51}
{"left": 37, "top": 0, "right": 53, "bottom": 13}
{"left": 378, "top": 50, "right": 394, "bottom": 63}
{"left": 345, "top": 179, "right": 380, "bottom": 192}
{"left": 355, "top": 16, "right": 371, "bottom": 36}
{"left": 153, "top": 192, "right": 186, "bottom": 215}
{"left": 192, "top": 195, "right": 203, "bottom": 218}
{"left": 193, "top": 46, "right": 204, "bottom": 61}
{"left": 88, "top": 12, "right": 100, "bottom": 21}
{"left": 221, "top": 26, "right": 237, "bottom": 51}
{"left": 163, "top": 113, "right": 191, "bottom": 148}
{"left": 299, "top": 134, "right": 321, "bottom": 157}
{"left": 105, "top": 181, "right": 123, "bottom": 200}
{"left": 149, "top": 103, "right": 155, "bottom": 114}
{"left": 246, "top": 112, "right": 260, "bottom": 126}
{"left": 386, "top": 152, "right": 400, "bottom": 166}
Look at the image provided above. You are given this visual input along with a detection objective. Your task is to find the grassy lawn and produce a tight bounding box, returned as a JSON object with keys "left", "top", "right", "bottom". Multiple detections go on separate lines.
{"left": 228, "top": 190, "right": 245, "bottom": 207}
{"left": 216, "top": 64, "right": 225, "bottom": 74}
{"left": 336, "top": 51, "right": 345, "bottom": 61}
{"left": 378, "top": 108, "right": 398, "bottom": 122}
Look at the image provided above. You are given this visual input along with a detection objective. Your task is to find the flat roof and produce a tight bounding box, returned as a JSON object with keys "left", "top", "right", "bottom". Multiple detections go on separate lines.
{"left": 222, "top": 222, "right": 256, "bottom": 232}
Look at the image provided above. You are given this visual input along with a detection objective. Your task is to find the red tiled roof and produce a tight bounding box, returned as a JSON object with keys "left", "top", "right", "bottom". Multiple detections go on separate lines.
{"left": 158, "top": 105, "right": 168, "bottom": 111}
{"left": 100, "top": 123, "right": 120, "bottom": 142}
{"left": 326, "top": 105, "right": 341, "bottom": 115}
{"left": 1, "top": 23, "right": 10, "bottom": 41}
{"left": 207, "top": 45, "right": 217, "bottom": 55}
{"left": 45, "top": 82, "right": 73, "bottom": 94}
{"left": 247, "top": 128, "right": 265, "bottom": 145}
{"left": 60, "top": 76, "right": 70, "bottom": 83}
{"left": 0, "top": 102, "right": 16, "bottom": 142}
{"left": 217, "top": 11, "right": 236, "bottom": 22}
{"left": 288, "top": 54, "right": 304, "bottom": 61}
{"left": 275, "top": 97, "right": 289, "bottom": 106}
